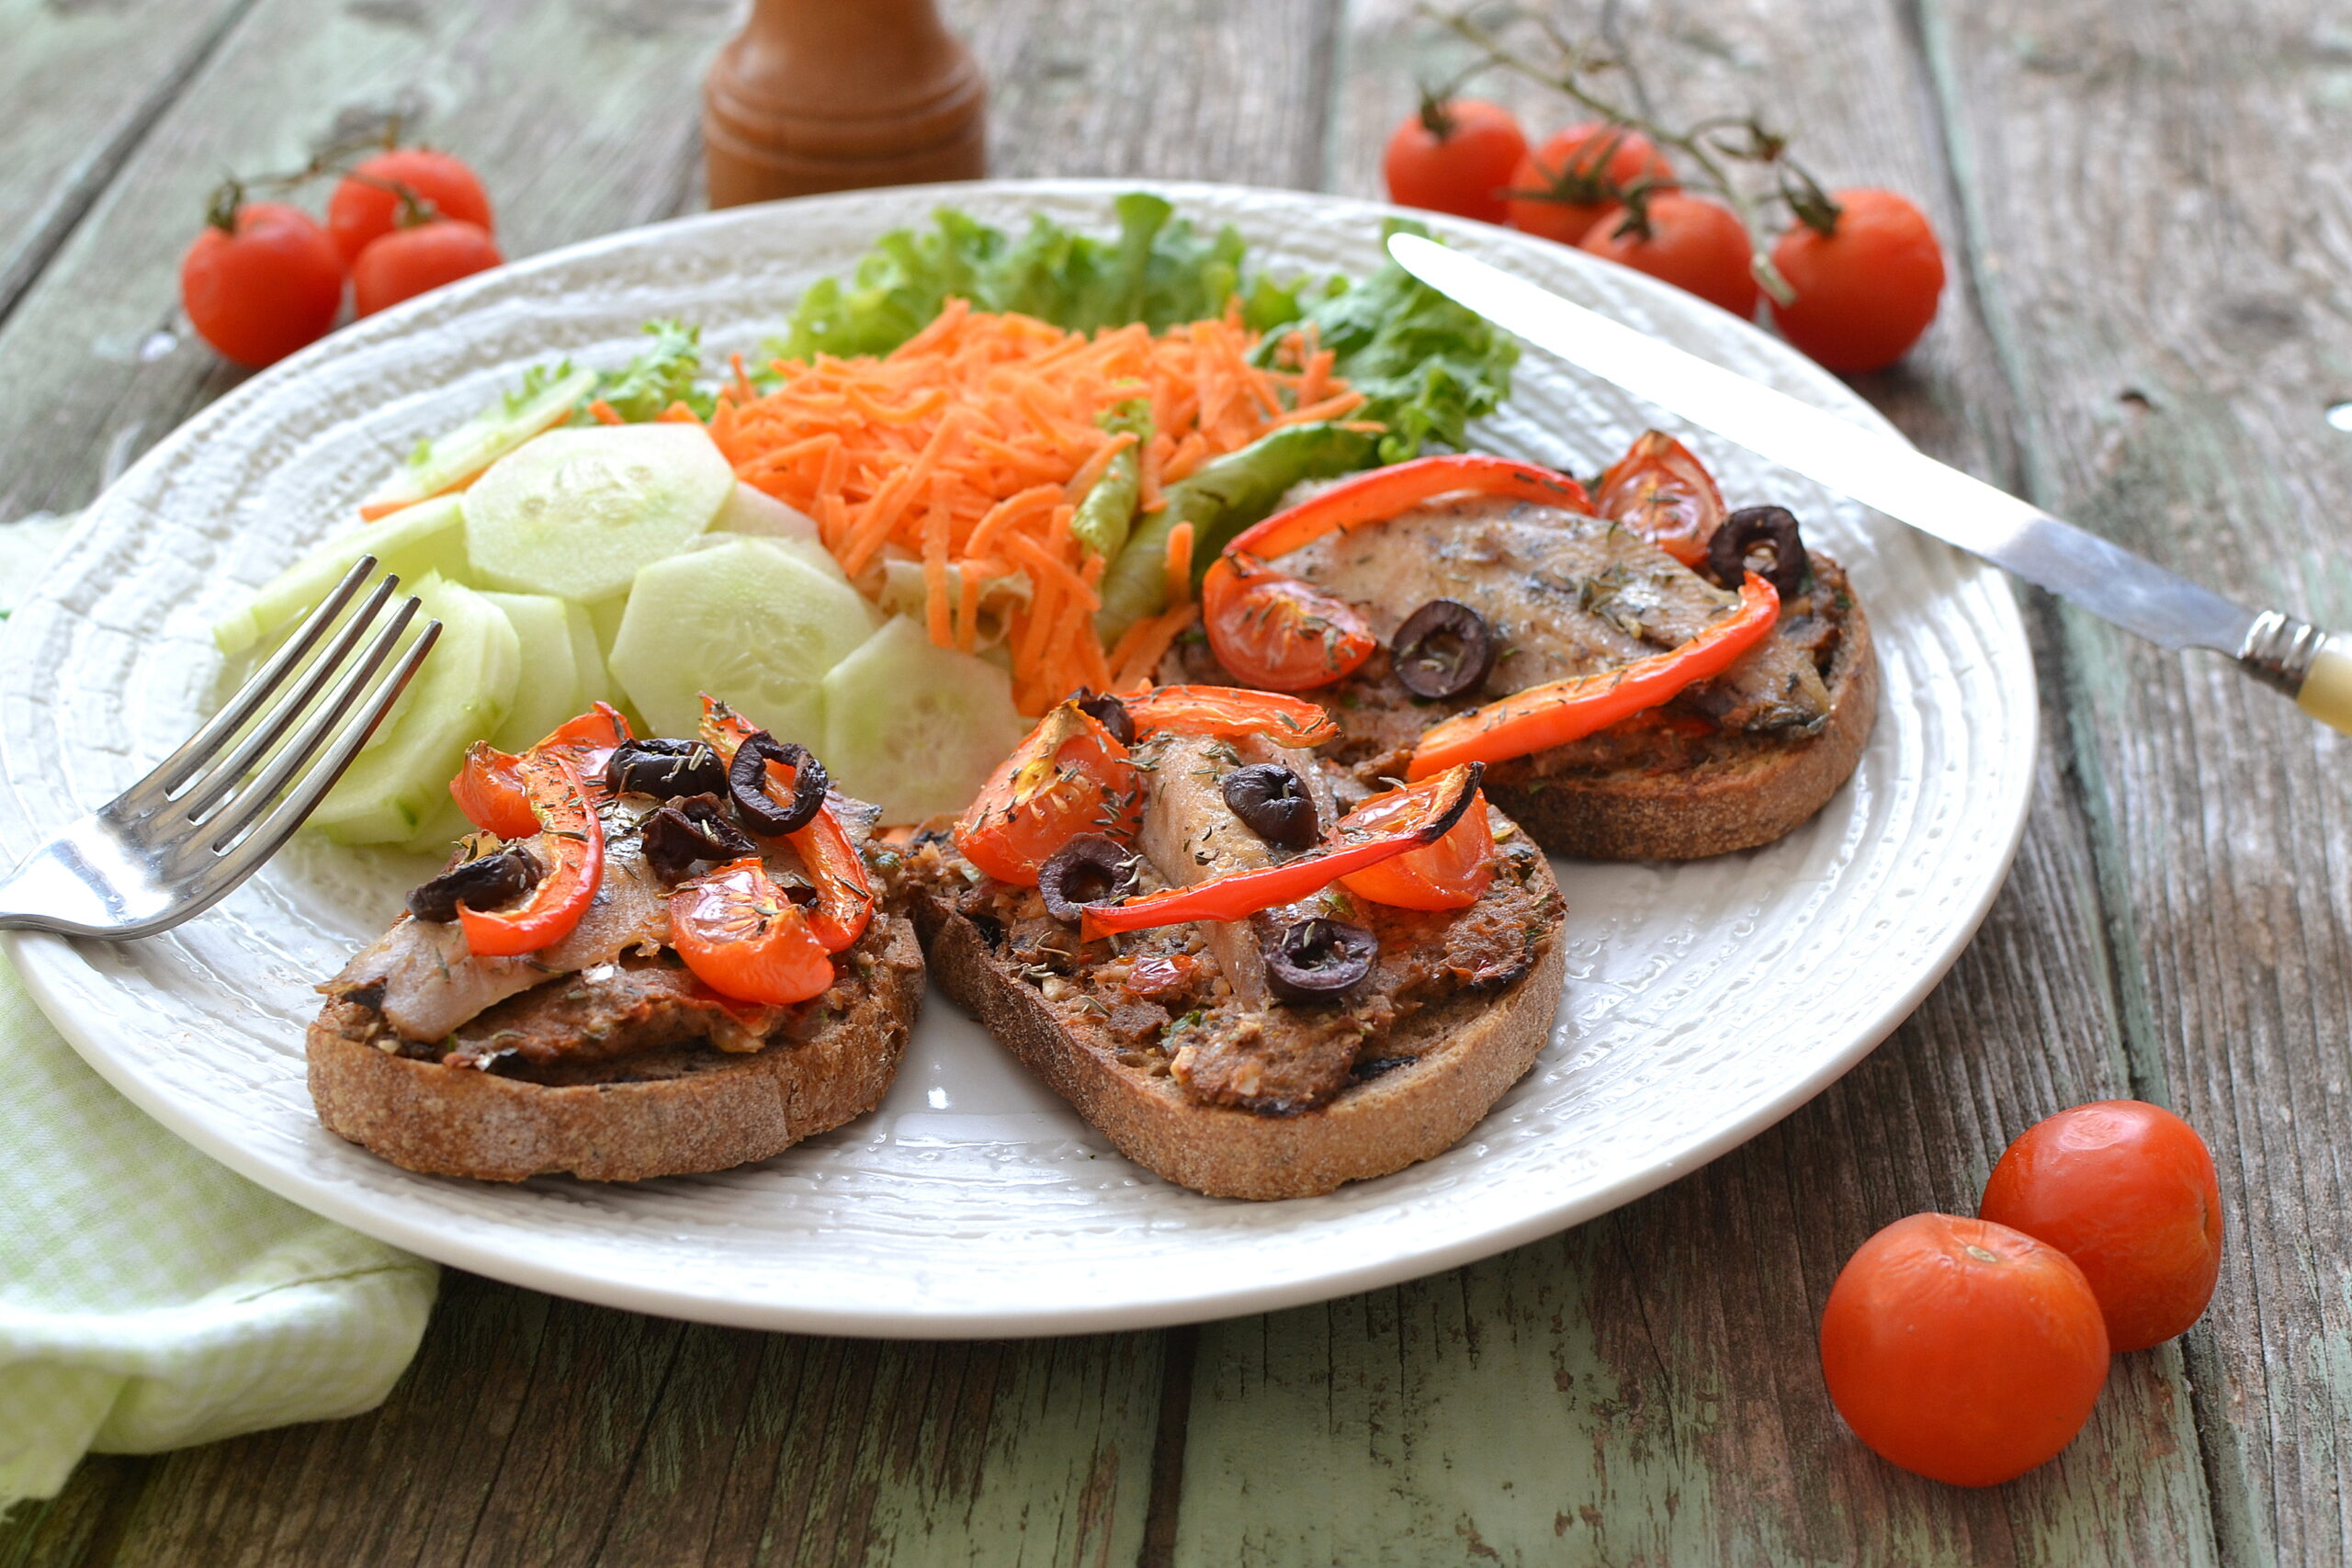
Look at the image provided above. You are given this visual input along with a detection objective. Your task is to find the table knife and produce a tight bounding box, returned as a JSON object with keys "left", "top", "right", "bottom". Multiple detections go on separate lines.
{"left": 1385, "top": 233, "right": 2352, "bottom": 736}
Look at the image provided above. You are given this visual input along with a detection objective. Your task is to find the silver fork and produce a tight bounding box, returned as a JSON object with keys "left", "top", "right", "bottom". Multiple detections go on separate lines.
{"left": 0, "top": 558, "right": 438, "bottom": 939}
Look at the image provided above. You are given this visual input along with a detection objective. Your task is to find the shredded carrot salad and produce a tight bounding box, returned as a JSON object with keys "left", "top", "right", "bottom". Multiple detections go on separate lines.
{"left": 707, "top": 299, "right": 1362, "bottom": 714}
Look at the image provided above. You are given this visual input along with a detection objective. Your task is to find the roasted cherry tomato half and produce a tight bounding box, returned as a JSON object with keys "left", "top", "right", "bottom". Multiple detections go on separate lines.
{"left": 1979, "top": 1100, "right": 2223, "bottom": 1352}
{"left": 1339, "top": 788, "right": 1495, "bottom": 910}
{"left": 955, "top": 701, "right": 1144, "bottom": 886}
{"left": 669, "top": 857, "right": 835, "bottom": 1006}
{"left": 1819, "top": 1213, "right": 2109, "bottom": 1487}
{"left": 1594, "top": 430, "right": 1728, "bottom": 566}
{"left": 1202, "top": 553, "right": 1376, "bottom": 694}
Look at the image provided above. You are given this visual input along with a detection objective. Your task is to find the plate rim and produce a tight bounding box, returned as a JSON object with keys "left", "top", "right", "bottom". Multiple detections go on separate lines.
{"left": 1, "top": 177, "right": 2037, "bottom": 1336}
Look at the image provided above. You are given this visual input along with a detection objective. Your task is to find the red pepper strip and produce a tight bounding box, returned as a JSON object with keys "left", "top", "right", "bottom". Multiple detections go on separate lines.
{"left": 1122, "top": 685, "right": 1341, "bottom": 747}
{"left": 1407, "top": 574, "right": 1781, "bottom": 780}
{"left": 458, "top": 756, "right": 604, "bottom": 957}
{"left": 1080, "top": 764, "right": 1482, "bottom": 939}
{"left": 669, "top": 858, "right": 835, "bottom": 1007}
{"left": 1221, "top": 455, "right": 1595, "bottom": 565}
{"left": 449, "top": 703, "right": 635, "bottom": 837}
{"left": 696, "top": 695, "right": 874, "bottom": 952}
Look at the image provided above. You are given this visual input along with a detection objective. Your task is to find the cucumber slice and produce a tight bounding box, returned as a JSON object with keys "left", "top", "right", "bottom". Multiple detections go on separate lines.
{"left": 607, "top": 536, "right": 876, "bottom": 742}
{"left": 820, "top": 615, "right": 1028, "bottom": 824}
{"left": 213, "top": 493, "right": 469, "bottom": 658}
{"left": 359, "top": 365, "right": 597, "bottom": 521}
{"left": 310, "top": 574, "right": 521, "bottom": 846}
{"left": 478, "top": 591, "right": 583, "bottom": 752}
{"left": 709, "top": 483, "right": 846, "bottom": 583}
{"left": 463, "top": 424, "right": 732, "bottom": 602}
{"left": 562, "top": 598, "right": 611, "bottom": 706}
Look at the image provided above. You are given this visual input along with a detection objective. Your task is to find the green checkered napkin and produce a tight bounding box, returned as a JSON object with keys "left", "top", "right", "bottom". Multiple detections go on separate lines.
{"left": 0, "top": 518, "right": 436, "bottom": 1507}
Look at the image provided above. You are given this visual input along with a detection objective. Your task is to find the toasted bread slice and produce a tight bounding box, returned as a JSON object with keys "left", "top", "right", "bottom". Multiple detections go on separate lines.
{"left": 902, "top": 753, "right": 1567, "bottom": 1201}
{"left": 1481, "top": 564, "right": 1876, "bottom": 859}
{"left": 308, "top": 912, "right": 923, "bottom": 1182}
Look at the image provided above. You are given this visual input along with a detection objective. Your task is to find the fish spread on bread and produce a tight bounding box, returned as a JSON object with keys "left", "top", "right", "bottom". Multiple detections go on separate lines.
{"left": 1168, "top": 434, "right": 1877, "bottom": 860}
{"left": 899, "top": 685, "right": 1567, "bottom": 1198}
{"left": 307, "top": 699, "right": 922, "bottom": 1183}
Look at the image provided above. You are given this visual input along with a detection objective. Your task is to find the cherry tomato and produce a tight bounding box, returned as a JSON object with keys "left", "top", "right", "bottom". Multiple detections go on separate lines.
{"left": 327, "top": 148, "right": 495, "bottom": 266}
{"left": 670, "top": 857, "right": 835, "bottom": 1006}
{"left": 179, "top": 199, "right": 345, "bottom": 369}
{"left": 1504, "top": 122, "right": 1675, "bottom": 247}
{"left": 1202, "top": 553, "right": 1376, "bottom": 693}
{"left": 1340, "top": 788, "right": 1493, "bottom": 910}
{"left": 1979, "top": 1100, "right": 2223, "bottom": 1352}
{"left": 1768, "top": 188, "right": 1946, "bottom": 373}
{"left": 1820, "top": 1213, "right": 2109, "bottom": 1487}
{"left": 352, "top": 220, "right": 503, "bottom": 317}
{"left": 1579, "top": 193, "right": 1759, "bottom": 319}
{"left": 955, "top": 702, "right": 1143, "bottom": 886}
{"left": 1382, "top": 98, "right": 1528, "bottom": 225}
{"left": 1593, "top": 430, "right": 1728, "bottom": 566}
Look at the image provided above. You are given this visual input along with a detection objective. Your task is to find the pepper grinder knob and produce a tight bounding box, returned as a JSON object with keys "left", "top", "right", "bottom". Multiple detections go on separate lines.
{"left": 702, "top": 0, "right": 987, "bottom": 208}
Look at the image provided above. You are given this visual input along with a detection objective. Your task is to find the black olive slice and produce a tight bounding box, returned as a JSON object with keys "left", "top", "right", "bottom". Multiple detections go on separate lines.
{"left": 605, "top": 738, "right": 729, "bottom": 800}
{"left": 728, "top": 731, "right": 828, "bottom": 835}
{"left": 1038, "top": 834, "right": 1138, "bottom": 924}
{"left": 1221, "top": 763, "right": 1320, "bottom": 849}
{"left": 1390, "top": 599, "right": 1497, "bottom": 700}
{"left": 641, "top": 793, "right": 759, "bottom": 883}
{"left": 1708, "top": 504, "right": 1809, "bottom": 597}
{"left": 1067, "top": 686, "right": 1136, "bottom": 746}
{"left": 406, "top": 848, "right": 541, "bottom": 922}
{"left": 1259, "top": 917, "right": 1376, "bottom": 1004}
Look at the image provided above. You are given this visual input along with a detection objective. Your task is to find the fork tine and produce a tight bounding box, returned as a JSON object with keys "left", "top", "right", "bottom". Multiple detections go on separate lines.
{"left": 198, "top": 599, "right": 429, "bottom": 854}
{"left": 133, "top": 556, "right": 387, "bottom": 805}
{"left": 174, "top": 573, "right": 406, "bottom": 826}
{"left": 197, "top": 620, "right": 440, "bottom": 899}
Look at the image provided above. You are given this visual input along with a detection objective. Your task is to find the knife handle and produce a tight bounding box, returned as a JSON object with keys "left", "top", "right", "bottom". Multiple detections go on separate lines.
{"left": 2298, "top": 638, "right": 2352, "bottom": 736}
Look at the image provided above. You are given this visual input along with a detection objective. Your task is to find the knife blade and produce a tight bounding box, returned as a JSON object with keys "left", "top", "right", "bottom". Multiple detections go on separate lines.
{"left": 1385, "top": 232, "right": 2352, "bottom": 736}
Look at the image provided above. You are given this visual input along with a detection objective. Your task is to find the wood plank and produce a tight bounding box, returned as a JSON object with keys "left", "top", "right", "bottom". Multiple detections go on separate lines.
{"left": 1167, "top": 0, "right": 2226, "bottom": 1560}
{"left": 0, "top": 0, "right": 719, "bottom": 525}
{"left": 0, "top": 0, "right": 254, "bottom": 322}
{"left": 1920, "top": 0, "right": 2352, "bottom": 1560}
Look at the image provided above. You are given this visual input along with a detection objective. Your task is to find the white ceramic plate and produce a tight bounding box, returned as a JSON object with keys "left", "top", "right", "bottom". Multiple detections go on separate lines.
{"left": 0, "top": 181, "right": 2032, "bottom": 1337}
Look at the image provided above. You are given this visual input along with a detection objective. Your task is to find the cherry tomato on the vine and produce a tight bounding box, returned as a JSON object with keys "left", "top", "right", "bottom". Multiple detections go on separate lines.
{"left": 179, "top": 199, "right": 345, "bottom": 369}
{"left": 327, "top": 148, "right": 495, "bottom": 266}
{"left": 1382, "top": 98, "right": 1528, "bottom": 225}
{"left": 1979, "top": 1100, "right": 2223, "bottom": 1353}
{"left": 353, "top": 220, "right": 504, "bottom": 317}
{"left": 1768, "top": 187, "right": 1946, "bottom": 372}
{"left": 1504, "top": 122, "right": 1675, "bottom": 247}
{"left": 1580, "top": 193, "right": 1759, "bottom": 319}
{"left": 1819, "top": 1213, "right": 2109, "bottom": 1487}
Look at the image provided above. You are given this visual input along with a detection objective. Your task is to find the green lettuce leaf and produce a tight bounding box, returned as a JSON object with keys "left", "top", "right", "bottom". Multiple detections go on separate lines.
{"left": 1253, "top": 220, "right": 1519, "bottom": 464}
{"left": 582, "top": 319, "right": 714, "bottom": 423}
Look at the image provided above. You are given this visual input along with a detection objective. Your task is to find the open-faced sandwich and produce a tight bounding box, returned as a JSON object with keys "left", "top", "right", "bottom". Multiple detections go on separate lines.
{"left": 1166, "top": 434, "right": 1878, "bottom": 860}
{"left": 899, "top": 685, "right": 1567, "bottom": 1200}
{"left": 309, "top": 699, "right": 923, "bottom": 1182}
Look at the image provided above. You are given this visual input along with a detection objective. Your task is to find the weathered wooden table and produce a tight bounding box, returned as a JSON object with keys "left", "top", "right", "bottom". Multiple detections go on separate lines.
{"left": 3, "top": 0, "right": 2346, "bottom": 1561}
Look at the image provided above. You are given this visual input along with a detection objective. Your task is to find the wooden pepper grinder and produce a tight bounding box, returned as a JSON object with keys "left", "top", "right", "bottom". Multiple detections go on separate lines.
{"left": 703, "top": 0, "right": 988, "bottom": 208}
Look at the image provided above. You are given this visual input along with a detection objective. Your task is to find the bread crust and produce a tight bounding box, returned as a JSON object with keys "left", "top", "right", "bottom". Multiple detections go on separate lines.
{"left": 908, "top": 860, "right": 1566, "bottom": 1201}
{"left": 1485, "top": 586, "right": 1879, "bottom": 861}
{"left": 307, "top": 914, "right": 923, "bottom": 1182}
